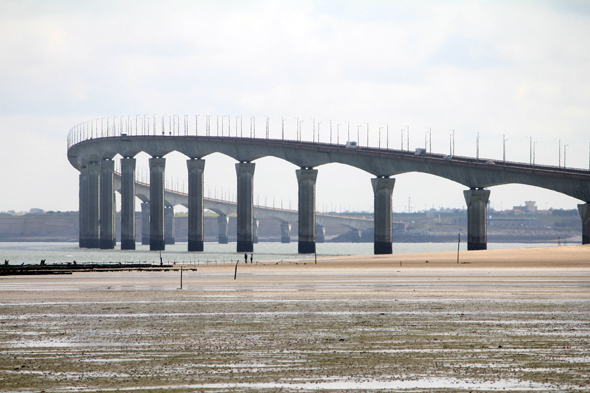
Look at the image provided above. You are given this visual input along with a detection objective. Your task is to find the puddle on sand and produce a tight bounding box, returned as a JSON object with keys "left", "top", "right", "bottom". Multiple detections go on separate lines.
{"left": 57, "top": 377, "right": 564, "bottom": 392}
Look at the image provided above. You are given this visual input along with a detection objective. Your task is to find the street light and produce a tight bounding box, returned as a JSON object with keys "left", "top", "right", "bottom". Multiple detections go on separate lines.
{"left": 564, "top": 144, "right": 568, "bottom": 169}
{"left": 533, "top": 141, "right": 538, "bottom": 165}
{"left": 557, "top": 139, "right": 561, "bottom": 167}
{"left": 401, "top": 129, "right": 404, "bottom": 151}
{"left": 476, "top": 132, "right": 480, "bottom": 160}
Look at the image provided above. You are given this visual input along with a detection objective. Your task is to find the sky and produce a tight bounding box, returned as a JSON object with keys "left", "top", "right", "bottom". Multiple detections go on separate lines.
{"left": 1, "top": 0, "right": 589, "bottom": 214}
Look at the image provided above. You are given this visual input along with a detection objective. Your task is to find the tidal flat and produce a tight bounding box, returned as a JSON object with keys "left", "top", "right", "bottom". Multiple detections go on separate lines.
{"left": 0, "top": 246, "right": 589, "bottom": 392}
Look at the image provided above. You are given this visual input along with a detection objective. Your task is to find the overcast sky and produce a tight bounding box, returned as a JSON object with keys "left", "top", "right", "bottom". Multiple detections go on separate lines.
{"left": 1, "top": 0, "right": 589, "bottom": 214}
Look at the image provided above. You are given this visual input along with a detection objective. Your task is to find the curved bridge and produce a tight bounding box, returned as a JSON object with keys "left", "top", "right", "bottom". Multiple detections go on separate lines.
{"left": 68, "top": 120, "right": 590, "bottom": 253}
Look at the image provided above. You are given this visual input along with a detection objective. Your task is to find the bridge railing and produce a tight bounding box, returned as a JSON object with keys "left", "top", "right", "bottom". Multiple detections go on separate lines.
{"left": 68, "top": 115, "right": 590, "bottom": 174}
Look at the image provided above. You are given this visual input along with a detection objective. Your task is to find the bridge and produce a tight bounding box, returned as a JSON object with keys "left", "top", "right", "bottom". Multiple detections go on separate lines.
{"left": 115, "top": 172, "right": 373, "bottom": 245}
{"left": 67, "top": 116, "right": 590, "bottom": 254}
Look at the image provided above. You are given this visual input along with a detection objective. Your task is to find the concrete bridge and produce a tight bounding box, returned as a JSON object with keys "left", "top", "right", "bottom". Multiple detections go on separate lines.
{"left": 114, "top": 173, "right": 373, "bottom": 245}
{"left": 67, "top": 117, "right": 590, "bottom": 254}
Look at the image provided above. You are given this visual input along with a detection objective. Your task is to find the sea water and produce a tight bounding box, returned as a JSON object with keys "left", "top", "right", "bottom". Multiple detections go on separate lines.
{"left": 0, "top": 241, "right": 566, "bottom": 266}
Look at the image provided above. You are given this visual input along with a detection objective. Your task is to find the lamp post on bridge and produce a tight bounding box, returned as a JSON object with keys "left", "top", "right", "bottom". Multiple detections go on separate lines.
{"left": 281, "top": 117, "right": 286, "bottom": 140}
{"left": 558, "top": 139, "right": 561, "bottom": 168}
{"left": 502, "top": 134, "right": 507, "bottom": 163}
{"left": 564, "top": 144, "right": 568, "bottom": 169}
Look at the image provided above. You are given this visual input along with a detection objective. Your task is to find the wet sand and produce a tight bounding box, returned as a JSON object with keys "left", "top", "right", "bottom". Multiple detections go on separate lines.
{"left": 1, "top": 245, "right": 589, "bottom": 391}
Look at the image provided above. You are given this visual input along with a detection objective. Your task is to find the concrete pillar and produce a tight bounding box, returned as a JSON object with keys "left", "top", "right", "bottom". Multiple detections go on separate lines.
{"left": 100, "top": 159, "right": 116, "bottom": 249}
{"left": 218, "top": 214, "right": 229, "bottom": 244}
{"left": 349, "top": 229, "right": 362, "bottom": 243}
{"left": 236, "top": 162, "right": 255, "bottom": 252}
{"left": 120, "top": 157, "right": 136, "bottom": 250}
{"left": 165, "top": 205, "right": 175, "bottom": 245}
{"left": 316, "top": 224, "right": 325, "bottom": 243}
{"left": 187, "top": 158, "right": 205, "bottom": 251}
{"left": 297, "top": 168, "right": 318, "bottom": 253}
{"left": 578, "top": 203, "right": 590, "bottom": 245}
{"left": 141, "top": 202, "right": 150, "bottom": 245}
{"left": 149, "top": 157, "right": 166, "bottom": 251}
{"left": 372, "top": 176, "right": 396, "bottom": 254}
{"left": 87, "top": 161, "right": 101, "bottom": 249}
{"left": 464, "top": 189, "right": 490, "bottom": 250}
{"left": 280, "top": 222, "right": 291, "bottom": 243}
{"left": 253, "top": 218, "right": 259, "bottom": 243}
{"left": 78, "top": 166, "right": 89, "bottom": 248}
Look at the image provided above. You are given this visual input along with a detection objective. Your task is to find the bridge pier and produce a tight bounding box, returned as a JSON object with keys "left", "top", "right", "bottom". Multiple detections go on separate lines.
{"left": 280, "top": 222, "right": 291, "bottom": 243}
{"left": 165, "top": 205, "right": 175, "bottom": 245}
{"left": 253, "top": 219, "right": 259, "bottom": 243}
{"left": 236, "top": 162, "right": 255, "bottom": 252}
{"left": 141, "top": 202, "right": 150, "bottom": 245}
{"left": 578, "top": 203, "right": 590, "bottom": 245}
{"left": 372, "top": 176, "right": 396, "bottom": 254}
{"left": 297, "top": 168, "right": 318, "bottom": 253}
{"left": 352, "top": 229, "right": 363, "bottom": 242}
{"left": 120, "top": 157, "right": 136, "bottom": 250}
{"left": 187, "top": 158, "right": 205, "bottom": 251}
{"left": 78, "top": 166, "right": 89, "bottom": 248}
{"left": 464, "top": 188, "right": 490, "bottom": 251}
{"left": 87, "top": 161, "right": 101, "bottom": 249}
{"left": 100, "top": 159, "right": 116, "bottom": 249}
{"left": 218, "top": 214, "right": 229, "bottom": 244}
{"left": 149, "top": 157, "right": 166, "bottom": 251}
{"left": 316, "top": 224, "right": 325, "bottom": 243}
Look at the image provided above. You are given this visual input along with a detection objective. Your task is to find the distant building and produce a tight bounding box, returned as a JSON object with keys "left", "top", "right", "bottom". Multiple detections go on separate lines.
{"left": 513, "top": 201, "right": 537, "bottom": 213}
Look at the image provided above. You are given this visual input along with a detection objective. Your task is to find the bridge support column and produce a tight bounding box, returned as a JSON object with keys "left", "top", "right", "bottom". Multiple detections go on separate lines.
{"left": 316, "top": 224, "right": 325, "bottom": 243}
{"left": 218, "top": 214, "right": 229, "bottom": 244}
{"left": 149, "top": 157, "right": 166, "bottom": 251}
{"left": 297, "top": 168, "right": 318, "bottom": 253}
{"left": 236, "top": 162, "right": 255, "bottom": 252}
{"left": 120, "top": 157, "right": 136, "bottom": 250}
{"left": 187, "top": 158, "right": 205, "bottom": 251}
{"left": 578, "top": 203, "right": 590, "bottom": 245}
{"left": 141, "top": 202, "right": 150, "bottom": 245}
{"left": 372, "top": 176, "right": 396, "bottom": 254}
{"left": 253, "top": 219, "right": 259, "bottom": 244}
{"left": 464, "top": 188, "right": 490, "bottom": 250}
{"left": 350, "top": 229, "right": 362, "bottom": 243}
{"left": 280, "top": 222, "right": 291, "bottom": 243}
{"left": 87, "top": 161, "right": 101, "bottom": 249}
{"left": 100, "top": 159, "right": 115, "bottom": 249}
{"left": 78, "top": 166, "right": 89, "bottom": 248}
{"left": 165, "top": 205, "right": 175, "bottom": 245}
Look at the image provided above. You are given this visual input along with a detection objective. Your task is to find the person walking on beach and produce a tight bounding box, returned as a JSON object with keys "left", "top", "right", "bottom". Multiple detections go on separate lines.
{"left": 244, "top": 253, "right": 248, "bottom": 264}
{"left": 250, "top": 254, "right": 253, "bottom": 264}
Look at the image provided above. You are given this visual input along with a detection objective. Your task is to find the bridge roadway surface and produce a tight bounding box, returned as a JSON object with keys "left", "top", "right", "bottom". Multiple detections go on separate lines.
{"left": 67, "top": 133, "right": 590, "bottom": 252}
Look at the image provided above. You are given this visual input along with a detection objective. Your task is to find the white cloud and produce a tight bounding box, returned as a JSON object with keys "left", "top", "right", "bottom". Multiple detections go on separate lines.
{"left": 0, "top": 0, "right": 589, "bottom": 214}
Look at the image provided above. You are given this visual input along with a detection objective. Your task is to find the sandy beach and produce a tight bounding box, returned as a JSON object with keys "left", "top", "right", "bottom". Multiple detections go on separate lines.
{"left": 1, "top": 245, "right": 589, "bottom": 391}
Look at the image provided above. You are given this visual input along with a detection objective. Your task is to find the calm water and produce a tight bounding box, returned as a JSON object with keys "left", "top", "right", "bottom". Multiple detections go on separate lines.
{"left": 0, "top": 241, "right": 566, "bottom": 266}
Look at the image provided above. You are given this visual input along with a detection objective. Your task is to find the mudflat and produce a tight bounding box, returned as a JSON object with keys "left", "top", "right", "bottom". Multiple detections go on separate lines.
{"left": 1, "top": 245, "right": 589, "bottom": 392}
